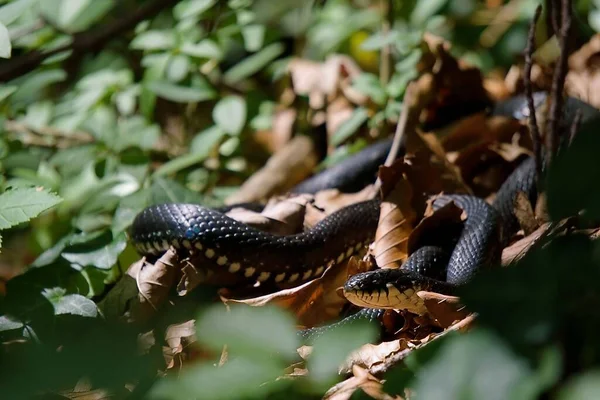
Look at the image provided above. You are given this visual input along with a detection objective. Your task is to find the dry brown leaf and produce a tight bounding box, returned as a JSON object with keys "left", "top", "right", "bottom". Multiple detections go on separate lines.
{"left": 225, "top": 135, "right": 318, "bottom": 204}
{"left": 163, "top": 320, "right": 200, "bottom": 370}
{"left": 327, "top": 96, "right": 357, "bottom": 138}
{"left": 324, "top": 365, "right": 401, "bottom": 400}
{"left": 368, "top": 314, "right": 477, "bottom": 375}
{"left": 373, "top": 169, "right": 416, "bottom": 269}
{"left": 288, "top": 55, "right": 363, "bottom": 110}
{"left": 513, "top": 191, "right": 539, "bottom": 236}
{"left": 501, "top": 223, "right": 550, "bottom": 265}
{"left": 132, "top": 249, "right": 179, "bottom": 321}
{"left": 302, "top": 186, "right": 377, "bottom": 229}
{"left": 225, "top": 195, "right": 310, "bottom": 235}
{"left": 417, "top": 291, "right": 470, "bottom": 328}
{"left": 567, "top": 34, "right": 600, "bottom": 108}
{"left": 253, "top": 108, "right": 296, "bottom": 153}
{"left": 222, "top": 257, "right": 372, "bottom": 328}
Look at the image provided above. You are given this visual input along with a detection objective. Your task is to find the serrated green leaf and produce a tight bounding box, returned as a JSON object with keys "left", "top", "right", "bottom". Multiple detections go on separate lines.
{"left": 62, "top": 233, "right": 127, "bottom": 270}
{"left": 213, "top": 96, "right": 246, "bottom": 135}
{"left": 0, "top": 188, "right": 62, "bottom": 230}
{"left": 53, "top": 294, "right": 98, "bottom": 317}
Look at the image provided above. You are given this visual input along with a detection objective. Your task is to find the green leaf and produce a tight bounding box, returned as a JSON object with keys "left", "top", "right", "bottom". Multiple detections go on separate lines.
{"left": 11, "top": 69, "right": 67, "bottom": 106}
{"left": 150, "top": 357, "right": 287, "bottom": 400}
{"left": 62, "top": 233, "right": 127, "bottom": 270}
{"left": 351, "top": 73, "right": 387, "bottom": 105}
{"left": 52, "top": 294, "right": 98, "bottom": 317}
{"left": 131, "top": 30, "right": 176, "bottom": 51}
{"left": 223, "top": 42, "right": 285, "bottom": 84}
{"left": 166, "top": 54, "right": 190, "bottom": 82}
{"left": 331, "top": 107, "right": 369, "bottom": 146}
{"left": 155, "top": 126, "right": 225, "bottom": 177}
{"left": 308, "top": 318, "right": 377, "bottom": 388}
{"left": 174, "top": 0, "right": 216, "bottom": 20}
{"left": 410, "top": 0, "right": 447, "bottom": 26}
{"left": 360, "top": 30, "right": 400, "bottom": 51}
{"left": 0, "top": 188, "right": 62, "bottom": 230}
{"left": 213, "top": 96, "right": 246, "bottom": 135}
{"left": 242, "top": 24, "right": 265, "bottom": 52}
{"left": 0, "top": 85, "right": 17, "bottom": 102}
{"left": 196, "top": 304, "right": 298, "bottom": 358}
{"left": 58, "top": 0, "right": 92, "bottom": 27}
{"left": 0, "top": 0, "right": 37, "bottom": 25}
{"left": 150, "top": 178, "right": 204, "bottom": 204}
{"left": 180, "top": 39, "right": 223, "bottom": 59}
{"left": 0, "top": 22, "right": 11, "bottom": 59}
{"left": 558, "top": 370, "right": 600, "bottom": 400}
{"left": 0, "top": 315, "right": 23, "bottom": 332}
{"left": 412, "top": 330, "right": 544, "bottom": 399}
{"left": 148, "top": 81, "right": 216, "bottom": 103}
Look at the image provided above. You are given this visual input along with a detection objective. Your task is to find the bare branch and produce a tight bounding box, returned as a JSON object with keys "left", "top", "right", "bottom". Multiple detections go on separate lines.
{"left": 546, "top": 0, "right": 572, "bottom": 164}
{"left": 0, "top": 0, "right": 179, "bottom": 82}
{"left": 524, "top": 4, "right": 543, "bottom": 189}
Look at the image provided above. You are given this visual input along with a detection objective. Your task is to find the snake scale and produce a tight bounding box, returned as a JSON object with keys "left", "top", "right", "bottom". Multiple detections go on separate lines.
{"left": 130, "top": 92, "right": 600, "bottom": 339}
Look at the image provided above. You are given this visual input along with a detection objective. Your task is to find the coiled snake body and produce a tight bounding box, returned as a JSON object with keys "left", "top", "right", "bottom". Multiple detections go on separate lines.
{"left": 130, "top": 93, "right": 596, "bottom": 339}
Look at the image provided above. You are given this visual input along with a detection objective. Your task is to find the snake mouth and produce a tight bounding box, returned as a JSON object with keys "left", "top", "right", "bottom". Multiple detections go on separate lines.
{"left": 343, "top": 285, "right": 428, "bottom": 315}
{"left": 343, "top": 268, "right": 454, "bottom": 315}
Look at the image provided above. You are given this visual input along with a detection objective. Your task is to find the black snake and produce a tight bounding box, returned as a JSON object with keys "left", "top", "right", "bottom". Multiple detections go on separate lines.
{"left": 129, "top": 92, "right": 599, "bottom": 340}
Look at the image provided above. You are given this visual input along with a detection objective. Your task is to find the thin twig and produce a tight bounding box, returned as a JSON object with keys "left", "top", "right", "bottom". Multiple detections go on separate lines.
{"left": 371, "top": 82, "right": 416, "bottom": 194}
{"left": 546, "top": 0, "right": 572, "bottom": 165}
{"left": 524, "top": 5, "right": 543, "bottom": 189}
{"left": 0, "top": 0, "right": 179, "bottom": 82}
{"left": 379, "top": 0, "right": 393, "bottom": 86}
{"left": 4, "top": 120, "right": 94, "bottom": 143}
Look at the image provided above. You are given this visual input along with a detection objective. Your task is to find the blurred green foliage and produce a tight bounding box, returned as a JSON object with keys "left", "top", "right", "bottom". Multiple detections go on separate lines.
{"left": 1, "top": 0, "right": 600, "bottom": 398}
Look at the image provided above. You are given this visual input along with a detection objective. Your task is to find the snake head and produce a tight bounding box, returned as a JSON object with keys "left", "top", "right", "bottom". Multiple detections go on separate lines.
{"left": 343, "top": 268, "right": 454, "bottom": 315}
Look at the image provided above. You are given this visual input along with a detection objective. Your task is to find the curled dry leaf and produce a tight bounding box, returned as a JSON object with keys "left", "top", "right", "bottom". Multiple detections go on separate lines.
{"left": 221, "top": 257, "right": 373, "bottom": 328}
{"left": 225, "top": 195, "right": 311, "bottom": 235}
{"left": 132, "top": 249, "right": 179, "bottom": 322}
{"left": 323, "top": 365, "right": 400, "bottom": 400}
{"left": 163, "top": 320, "right": 200, "bottom": 370}
{"left": 225, "top": 135, "right": 318, "bottom": 204}
{"left": 288, "top": 55, "right": 364, "bottom": 110}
